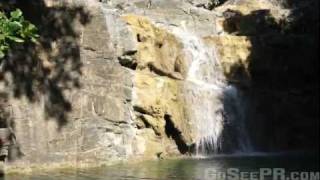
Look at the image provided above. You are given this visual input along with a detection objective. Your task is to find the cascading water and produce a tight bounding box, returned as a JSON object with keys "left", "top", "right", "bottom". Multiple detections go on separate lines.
{"left": 172, "top": 28, "right": 252, "bottom": 156}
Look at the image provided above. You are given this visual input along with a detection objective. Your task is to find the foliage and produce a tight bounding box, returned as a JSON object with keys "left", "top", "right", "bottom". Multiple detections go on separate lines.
{"left": 0, "top": 9, "right": 38, "bottom": 58}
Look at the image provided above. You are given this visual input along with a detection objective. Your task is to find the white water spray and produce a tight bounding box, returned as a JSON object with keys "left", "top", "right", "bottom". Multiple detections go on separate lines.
{"left": 172, "top": 27, "right": 252, "bottom": 156}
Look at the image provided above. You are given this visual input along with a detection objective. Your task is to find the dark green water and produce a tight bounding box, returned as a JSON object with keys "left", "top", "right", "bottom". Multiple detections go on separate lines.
{"left": 4, "top": 153, "right": 319, "bottom": 180}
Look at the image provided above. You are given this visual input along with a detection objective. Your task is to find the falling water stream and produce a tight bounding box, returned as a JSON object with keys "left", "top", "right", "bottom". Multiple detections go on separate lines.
{"left": 101, "top": 1, "right": 252, "bottom": 156}
{"left": 172, "top": 28, "right": 252, "bottom": 156}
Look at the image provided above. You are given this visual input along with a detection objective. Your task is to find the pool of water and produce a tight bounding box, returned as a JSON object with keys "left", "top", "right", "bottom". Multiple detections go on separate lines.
{"left": 3, "top": 153, "right": 319, "bottom": 180}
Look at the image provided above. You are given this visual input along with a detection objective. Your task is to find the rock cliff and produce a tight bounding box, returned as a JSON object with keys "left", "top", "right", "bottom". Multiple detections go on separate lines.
{"left": 0, "top": 0, "right": 318, "bottom": 172}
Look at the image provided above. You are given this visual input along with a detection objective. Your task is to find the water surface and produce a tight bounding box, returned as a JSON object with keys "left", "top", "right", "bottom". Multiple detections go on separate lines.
{"left": 4, "top": 153, "right": 319, "bottom": 180}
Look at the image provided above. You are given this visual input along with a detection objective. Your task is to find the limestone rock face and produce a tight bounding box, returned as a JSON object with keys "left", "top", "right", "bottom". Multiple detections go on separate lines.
{"left": 188, "top": 0, "right": 213, "bottom": 8}
{"left": 122, "top": 15, "right": 196, "bottom": 154}
{"left": 213, "top": 0, "right": 319, "bottom": 152}
{"left": 3, "top": 0, "right": 214, "bottom": 170}
{"left": 122, "top": 15, "right": 186, "bottom": 79}
{"left": 203, "top": 35, "right": 251, "bottom": 83}
{"left": 5, "top": 1, "right": 138, "bottom": 169}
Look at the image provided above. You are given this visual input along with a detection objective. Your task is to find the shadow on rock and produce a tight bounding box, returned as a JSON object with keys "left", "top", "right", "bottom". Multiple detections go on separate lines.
{"left": 222, "top": 0, "right": 319, "bottom": 152}
{"left": 0, "top": 0, "right": 91, "bottom": 129}
{"left": 0, "top": 0, "right": 92, "bottom": 164}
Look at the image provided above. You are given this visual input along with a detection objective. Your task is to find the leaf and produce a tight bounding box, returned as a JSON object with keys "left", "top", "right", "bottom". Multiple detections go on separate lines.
{"left": 8, "top": 21, "right": 23, "bottom": 32}
{"left": 22, "top": 23, "right": 37, "bottom": 36}
{"left": 0, "top": 34, "right": 5, "bottom": 41}
{"left": 10, "top": 9, "right": 23, "bottom": 19}
{"left": 0, "top": 44, "right": 9, "bottom": 51}
{"left": 8, "top": 36, "right": 25, "bottom": 43}
{"left": 0, "top": 50, "right": 5, "bottom": 58}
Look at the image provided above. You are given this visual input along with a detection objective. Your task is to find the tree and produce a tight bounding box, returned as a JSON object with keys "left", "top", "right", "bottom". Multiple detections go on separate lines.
{"left": 0, "top": 9, "right": 38, "bottom": 58}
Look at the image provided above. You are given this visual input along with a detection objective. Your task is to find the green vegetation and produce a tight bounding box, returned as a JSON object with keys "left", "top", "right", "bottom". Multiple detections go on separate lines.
{"left": 0, "top": 9, "right": 38, "bottom": 58}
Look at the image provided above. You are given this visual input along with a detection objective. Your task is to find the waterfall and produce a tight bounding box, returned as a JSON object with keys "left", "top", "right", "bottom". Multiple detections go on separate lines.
{"left": 172, "top": 28, "right": 252, "bottom": 156}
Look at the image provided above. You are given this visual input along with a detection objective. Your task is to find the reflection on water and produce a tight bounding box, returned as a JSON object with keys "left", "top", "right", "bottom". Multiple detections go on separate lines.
{"left": 3, "top": 153, "right": 319, "bottom": 180}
